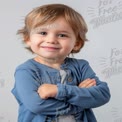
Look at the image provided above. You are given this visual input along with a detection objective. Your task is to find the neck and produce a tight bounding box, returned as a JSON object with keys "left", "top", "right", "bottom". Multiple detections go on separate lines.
{"left": 34, "top": 56, "right": 64, "bottom": 70}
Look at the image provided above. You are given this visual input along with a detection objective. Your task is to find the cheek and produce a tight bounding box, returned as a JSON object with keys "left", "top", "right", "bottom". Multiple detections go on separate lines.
{"left": 68, "top": 40, "right": 76, "bottom": 48}
{"left": 27, "top": 41, "right": 38, "bottom": 51}
{"left": 29, "top": 38, "right": 40, "bottom": 46}
{"left": 64, "top": 41, "right": 75, "bottom": 51}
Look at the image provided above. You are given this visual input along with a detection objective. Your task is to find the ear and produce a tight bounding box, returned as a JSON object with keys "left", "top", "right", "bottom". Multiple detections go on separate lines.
{"left": 23, "top": 33, "right": 31, "bottom": 46}
{"left": 25, "top": 39, "right": 31, "bottom": 46}
{"left": 73, "top": 41, "right": 83, "bottom": 51}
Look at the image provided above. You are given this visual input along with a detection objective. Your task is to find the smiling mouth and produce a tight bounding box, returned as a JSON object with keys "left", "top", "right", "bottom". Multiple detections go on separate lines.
{"left": 41, "top": 46, "right": 60, "bottom": 51}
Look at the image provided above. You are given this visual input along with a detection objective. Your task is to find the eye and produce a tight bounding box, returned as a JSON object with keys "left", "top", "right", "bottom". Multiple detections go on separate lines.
{"left": 58, "top": 34, "right": 68, "bottom": 38}
{"left": 38, "top": 32, "right": 47, "bottom": 35}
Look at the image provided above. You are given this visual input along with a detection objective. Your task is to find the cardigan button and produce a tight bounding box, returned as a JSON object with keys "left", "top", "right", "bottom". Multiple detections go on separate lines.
{"left": 68, "top": 77, "right": 72, "bottom": 82}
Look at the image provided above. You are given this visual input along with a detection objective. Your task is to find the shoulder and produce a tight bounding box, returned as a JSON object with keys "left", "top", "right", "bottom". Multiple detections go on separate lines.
{"left": 15, "top": 59, "right": 37, "bottom": 71}
{"left": 66, "top": 57, "right": 89, "bottom": 66}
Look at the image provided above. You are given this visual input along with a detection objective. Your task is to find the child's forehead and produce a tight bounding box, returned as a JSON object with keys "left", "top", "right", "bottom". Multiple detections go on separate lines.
{"left": 31, "top": 23, "right": 68, "bottom": 34}
{"left": 39, "top": 23, "right": 59, "bottom": 29}
{"left": 34, "top": 17, "right": 70, "bottom": 30}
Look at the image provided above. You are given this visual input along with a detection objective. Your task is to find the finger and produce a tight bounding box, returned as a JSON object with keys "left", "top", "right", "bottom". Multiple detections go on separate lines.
{"left": 79, "top": 79, "right": 96, "bottom": 88}
{"left": 79, "top": 78, "right": 92, "bottom": 87}
{"left": 78, "top": 78, "right": 90, "bottom": 87}
{"left": 85, "top": 81, "right": 96, "bottom": 88}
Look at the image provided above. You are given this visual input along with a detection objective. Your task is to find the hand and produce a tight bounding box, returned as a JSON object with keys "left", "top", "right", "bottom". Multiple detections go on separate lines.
{"left": 37, "top": 84, "right": 58, "bottom": 99}
{"left": 78, "top": 78, "right": 96, "bottom": 88}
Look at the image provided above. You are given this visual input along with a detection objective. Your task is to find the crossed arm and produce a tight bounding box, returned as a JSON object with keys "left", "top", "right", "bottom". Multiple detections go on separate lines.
{"left": 38, "top": 77, "right": 110, "bottom": 109}
{"left": 38, "top": 78, "right": 96, "bottom": 99}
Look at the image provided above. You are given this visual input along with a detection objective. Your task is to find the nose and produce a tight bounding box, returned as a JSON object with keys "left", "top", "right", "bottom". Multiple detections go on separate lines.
{"left": 46, "top": 34, "right": 58, "bottom": 44}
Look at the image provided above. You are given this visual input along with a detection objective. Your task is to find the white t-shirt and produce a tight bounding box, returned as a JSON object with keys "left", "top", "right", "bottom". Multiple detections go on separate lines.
{"left": 58, "top": 115, "right": 76, "bottom": 122}
{"left": 59, "top": 70, "right": 76, "bottom": 122}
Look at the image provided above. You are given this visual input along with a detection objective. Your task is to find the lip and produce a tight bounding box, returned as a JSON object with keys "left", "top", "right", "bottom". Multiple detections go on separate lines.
{"left": 41, "top": 46, "right": 60, "bottom": 51}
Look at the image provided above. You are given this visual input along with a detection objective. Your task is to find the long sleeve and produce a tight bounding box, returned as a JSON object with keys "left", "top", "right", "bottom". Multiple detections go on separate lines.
{"left": 12, "top": 69, "right": 82, "bottom": 116}
{"left": 55, "top": 60, "right": 111, "bottom": 108}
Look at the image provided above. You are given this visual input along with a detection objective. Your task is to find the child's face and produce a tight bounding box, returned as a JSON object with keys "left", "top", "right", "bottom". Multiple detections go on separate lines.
{"left": 26, "top": 17, "right": 77, "bottom": 62}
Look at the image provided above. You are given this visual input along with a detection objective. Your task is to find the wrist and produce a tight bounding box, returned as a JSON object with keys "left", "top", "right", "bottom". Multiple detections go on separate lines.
{"left": 52, "top": 85, "right": 58, "bottom": 97}
{"left": 55, "top": 84, "right": 67, "bottom": 100}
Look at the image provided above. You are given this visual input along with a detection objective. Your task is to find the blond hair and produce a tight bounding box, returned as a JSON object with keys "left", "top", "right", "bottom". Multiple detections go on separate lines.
{"left": 18, "top": 3, "right": 88, "bottom": 53}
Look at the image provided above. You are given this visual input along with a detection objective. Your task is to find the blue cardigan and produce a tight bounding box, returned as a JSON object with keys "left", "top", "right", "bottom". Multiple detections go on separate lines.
{"left": 11, "top": 57, "right": 111, "bottom": 122}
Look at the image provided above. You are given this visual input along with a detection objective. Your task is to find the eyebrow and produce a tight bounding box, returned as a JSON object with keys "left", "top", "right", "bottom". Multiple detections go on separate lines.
{"left": 36, "top": 27, "right": 72, "bottom": 34}
{"left": 58, "top": 31, "right": 71, "bottom": 34}
{"left": 36, "top": 27, "right": 48, "bottom": 31}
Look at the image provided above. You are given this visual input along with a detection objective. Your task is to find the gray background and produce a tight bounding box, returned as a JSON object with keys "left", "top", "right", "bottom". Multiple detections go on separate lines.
{"left": 0, "top": 0, "right": 122, "bottom": 122}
